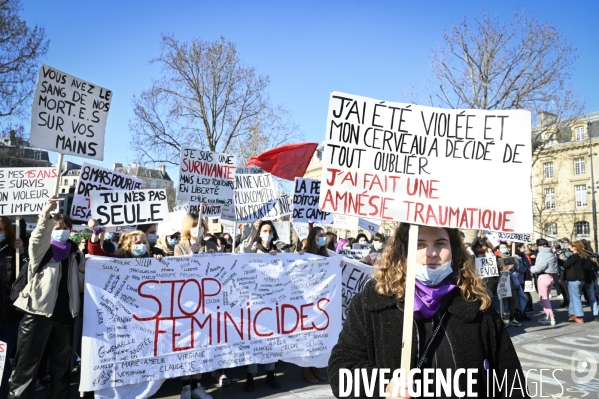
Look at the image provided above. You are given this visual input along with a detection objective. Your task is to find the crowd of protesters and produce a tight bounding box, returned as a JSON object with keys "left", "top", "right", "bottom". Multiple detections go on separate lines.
{"left": 1, "top": 200, "right": 598, "bottom": 398}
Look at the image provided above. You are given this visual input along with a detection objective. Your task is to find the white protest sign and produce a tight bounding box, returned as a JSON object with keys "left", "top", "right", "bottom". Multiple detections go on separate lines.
{"left": 358, "top": 217, "right": 380, "bottom": 234}
{"left": 236, "top": 166, "right": 264, "bottom": 174}
{"left": 475, "top": 254, "right": 499, "bottom": 278}
{"left": 293, "top": 222, "right": 309, "bottom": 241}
{"left": 328, "top": 249, "right": 372, "bottom": 322}
{"left": 497, "top": 271, "right": 512, "bottom": 299}
{"left": 80, "top": 253, "right": 341, "bottom": 392}
{"left": 30, "top": 65, "right": 112, "bottom": 160}
{"left": 178, "top": 148, "right": 236, "bottom": 205}
{"left": 319, "top": 92, "right": 532, "bottom": 233}
{"left": 90, "top": 189, "right": 170, "bottom": 227}
{"left": 70, "top": 162, "right": 142, "bottom": 222}
{"left": 105, "top": 225, "right": 136, "bottom": 234}
{"left": 0, "top": 340, "right": 6, "bottom": 385}
{"left": 292, "top": 178, "right": 333, "bottom": 224}
{"left": 485, "top": 230, "right": 532, "bottom": 244}
{"left": 0, "top": 167, "right": 57, "bottom": 215}
{"left": 219, "top": 205, "right": 236, "bottom": 222}
{"left": 172, "top": 202, "right": 221, "bottom": 218}
{"left": 331, "top": 214, "right": 358, "bottom": 229}
{"left": 234, "top": 174, "right": 292, "bottom": 222}
{"left": 157, "top": 210, "right": 187, "bottom": 236}
{"left": 273, "top": 221, "right": 291, "bottom": 245}
{"left": 338, "top": 248, "right": 370, "bottom": 260}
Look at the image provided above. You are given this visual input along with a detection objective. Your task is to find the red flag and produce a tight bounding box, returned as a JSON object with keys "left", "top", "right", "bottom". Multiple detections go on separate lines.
{"left": 246, "top": 142, "right": 318, "bottom": 181}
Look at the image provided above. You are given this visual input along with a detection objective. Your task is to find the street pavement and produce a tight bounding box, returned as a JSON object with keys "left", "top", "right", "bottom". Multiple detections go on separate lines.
{"left": 47, "top": 288, "right": 599, "bottom": 398}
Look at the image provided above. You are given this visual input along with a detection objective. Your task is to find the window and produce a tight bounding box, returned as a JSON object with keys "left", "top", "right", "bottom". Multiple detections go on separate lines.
{"left": 61, "top": 188, "right": 65, "bottom": 194}
{"left": 345, "top": 230, "right": 351, "bottom": 239}
{"left": 544, "top": 188, "right": 555, "bottom": 209}
{"left": 385, "top": 228, "right": 391, "bottom": 238}
{"left": 156, "top": 181, "right": 162, "bottom": 188}
{"left": 543, "top": 162, "right": 554, "bottom": 179}
{"left": 575, "top": 185, "right": 588, "bottom": 208}
{"left": 544, "top": 223, "right": 558, "bottom": 236}
{"left": 574, "top": 221, "right": 590, "bottom": 235}
{"left": 575, "top": 126, "right": 586, "bottom": 141}
{"left": 574, "top": 157, "right": 586, "bottom": 175}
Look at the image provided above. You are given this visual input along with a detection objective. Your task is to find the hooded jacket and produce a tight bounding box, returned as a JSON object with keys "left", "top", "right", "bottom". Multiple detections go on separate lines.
{"left": 530, "top": 247, "right": 558, "bottom": 275}
{"left": 329, "top": 280, "right": 528, "bottom": 398}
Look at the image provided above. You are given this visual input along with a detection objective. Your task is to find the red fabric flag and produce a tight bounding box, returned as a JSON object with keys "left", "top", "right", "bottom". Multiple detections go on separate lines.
{"left": 246, "top": 142, "right": 319, "bottom": 181}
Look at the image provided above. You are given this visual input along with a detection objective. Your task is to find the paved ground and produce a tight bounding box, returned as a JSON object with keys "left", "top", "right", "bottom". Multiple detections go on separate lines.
{"left": 39, "top": 289, "right": 599, "bottom": 398}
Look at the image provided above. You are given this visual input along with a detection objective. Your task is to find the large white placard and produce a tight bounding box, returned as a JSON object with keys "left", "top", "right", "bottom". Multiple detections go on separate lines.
{"left": 0, "top": 340, "right": 6, "bottom": 385}
{"left": 234, "top": 173, "right": 292, "bottom": 222}
{"left": 338, "top": 248, "right": 370, "bottom": 261}
{"left": 319, "top": 92, "right": 532, "bottom": 233}
{"left": 30, "top": 65, "right": 112, "bottom": 160}
{"left": 90, "top": 189, "right": 170, "bottom": 227}
{"left": 178, "top": 148, "right": 236, "bottom": 205}
{"left": 70, "top": 162, "right": 142, "bottom": 222}
{"left": 485, "top": 230, "right": 532, "bottom": 244}
{"left": 0, "top": 167, "right": 57, "bottom": 215}
{"left": 475, "top": 254, "right": 499, "bottom": 278}
{"left": 292, "top": 178, "right": 333, "bottom": 224}
{"left": 293, "top": 222, "right": 309, "bottom": 241}
{"left": 331, "top": 214, "right": 358, "bottom": 229}
{"left": 80, "top": 253, "right": 341, "bottom": 392}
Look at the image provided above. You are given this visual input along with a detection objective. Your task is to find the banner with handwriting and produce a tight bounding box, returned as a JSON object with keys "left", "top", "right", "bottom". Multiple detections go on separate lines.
{"left": 178, "top": 148, "right": 236, "bottom": 205}
{"left": 0, "top": 167, "right": 57, "bottom": 215}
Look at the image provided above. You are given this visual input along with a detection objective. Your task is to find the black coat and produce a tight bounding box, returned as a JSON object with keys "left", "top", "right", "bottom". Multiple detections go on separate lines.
{"left": 563, "top": 254, "right": 585, "bottom": 281}
{"left": 329, "top": 280, "right": 529, "bottom": 398}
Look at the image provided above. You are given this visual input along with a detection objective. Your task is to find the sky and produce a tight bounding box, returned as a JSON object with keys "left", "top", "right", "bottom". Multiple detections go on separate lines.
{"left": 19, "top": 0, "right": 599, "bottom": 177}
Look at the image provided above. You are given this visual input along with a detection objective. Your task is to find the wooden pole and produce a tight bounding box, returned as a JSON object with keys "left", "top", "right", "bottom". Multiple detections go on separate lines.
{"left": 15, "top": 248, "right": 20, "bottom": 276}
{"left": 54, "top": 153, "right": 63, "bottom": 196}
{"left": 400, "top": 224, "right": 419, "bottom": 373}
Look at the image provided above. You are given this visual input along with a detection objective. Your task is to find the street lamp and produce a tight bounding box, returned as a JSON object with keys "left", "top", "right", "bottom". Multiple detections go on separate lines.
{"left": 587, "top": 121, "right": 598, "bottom": 251}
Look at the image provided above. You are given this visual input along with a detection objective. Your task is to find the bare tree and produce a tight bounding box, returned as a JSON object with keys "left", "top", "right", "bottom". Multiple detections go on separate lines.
{"left": 129, "top": 34, "right": 302, "bottom": 166}
{"left": 0, "top": 0, "right": 49, "bottom": 129}
{"left": 428, "top": 12, "right": 585, "bottom": 164}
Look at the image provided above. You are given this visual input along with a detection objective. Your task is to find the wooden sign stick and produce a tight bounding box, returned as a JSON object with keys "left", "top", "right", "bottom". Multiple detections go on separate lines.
{"left": 15, "top": 247, "right": 20, "bottom": 277}
{"left": 54, "top": 153, "right": 63, "bottom": 197}
{"left": 400, "top": 224, "right": 419, "bottom": 373}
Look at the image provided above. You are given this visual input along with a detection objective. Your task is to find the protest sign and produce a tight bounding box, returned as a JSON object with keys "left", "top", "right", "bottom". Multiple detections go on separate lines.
{"left": 292, "top": 178, "right": 333, "bottom": 224}
{"left": 29, "top": 65, "right": 112, "bottom": 160}
{"left": 353, "top": 243, "right": 370, "bottom": 250}
{"left": 319, "top": 92, "right": 533, "bottom": 233}
{"left": 331, "top": 214, "right": 358, "bottom": 229}
{"left": 157, "top": 210, "right": 187, "bottom": 236}
{"left": 234, "top": 173, "right": 292, "bottom": 222}
{"left": 329, "top": 250, "right": 372, "bottom": 322}
{"left": 293, "top": 222, "right": 309, "bottom": 241}
{"left": 219, "top": 205, "right": 236, "bottom": 222}
{"left": 273, "top": 221, "right": 291, "bottom": 245}
{"left": 0, "top": 167, "right": 57, "bottom": 215}
{"left": 171, "top": 202, "right": 221, "bottom": 218}
{"left": 475, "top": 254, "right": 499, "bottom": 278}
{"left": 105, "top": 225, "right": 136, "bottom": 234}
{"left": 0, "top": 340, "right": 6, "bottom": 385}
{"left": 70, "top": 162, "right": 142, "bottom": 222}
{"left": 80, "top": 253, "right": 341, "bottom": 392}
{"left": 90, "top": 189, "right": 169, "bottom": 227}
{"left": 485, "top": 230, "right": 532, "bottom": 244}
{"left": 497, "top": 271, "right": 512, "bottom": 299}
{"left": 358, "top": 217, "right": 380, "bottom": 234}
{"left": 338, "top": 248, "right": 370, "bottom": 261}
{"left": 178, "top": 148, "right": 236, "bottom": 205}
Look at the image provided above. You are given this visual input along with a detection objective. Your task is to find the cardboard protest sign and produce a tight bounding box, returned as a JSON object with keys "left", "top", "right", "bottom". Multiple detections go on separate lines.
{"left": 485, "top": 230, "right": 532, "bottom": 244}
{"left": 293, "top": 222, "right": 309, "bottom": 241}
{"left": 319, "top": 92, "right": 533, "bottom": 233}
{"left": 338, "top": 248, "right": 370, "bottom": 261}
{"left": 497, "top": 271, "right": 512, "bottom": 299}
{"left": 30, "top": 65, "right": 112, "bottom": 160}
{"left": 80, "top": 253, "right": 341, "bottom": 392}
{"left": 70, "top": 162, "right": 142, "bottom": 222}
{"left": 178, "top": 148, "right": 236, "bottom": 205}
{"left": 475, "top": 254, "right": 499, "bottom": 278}
{"left": 358, "top": 217, "right": 380, "bottom": 234}
{"left": 328, "top": 250, "right": 372, "bottom": 322}
{"left": 234, "top": 173, "right": 292, "bottom": 222}
{"left": 273, "top": 221, "right": 291, "bottom": 245}
{"left": 292, "top": 178, "right": 333, "bottom": 224}
{"left": 90, "top": 189, "right": 169, "bottom": 227}
{"left": 0, "top": 167, "right": 57, "bottom": 215}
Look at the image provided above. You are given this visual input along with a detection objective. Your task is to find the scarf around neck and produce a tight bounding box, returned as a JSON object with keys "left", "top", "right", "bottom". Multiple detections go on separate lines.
{"left": 50, "top": 239, "right": 72, "bottom": 263}
{"left": 413, "top": 273, "right": 457, "bottom": 320}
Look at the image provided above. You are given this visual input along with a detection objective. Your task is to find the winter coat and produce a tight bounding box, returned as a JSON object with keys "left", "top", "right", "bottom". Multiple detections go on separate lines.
{"left": 530, "top": 247, "right": 558, "bottom": 275}
{"left": 154, "top": 235, "right": 175, "bottom": 257}
{"left": 329, "top": 280, "right": 528, "bottom": 398}
{"left": 13, "top": 215, "right": 85, "bottom": 318}
{"left": 174, "top": 239, "right": 217, "bottom": 256}
{"left": 564, "top": 253, "right": 586, "bottom": 282}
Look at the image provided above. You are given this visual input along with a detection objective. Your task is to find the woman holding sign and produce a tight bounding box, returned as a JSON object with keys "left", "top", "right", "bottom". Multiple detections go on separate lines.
{"left": 328, "top": 224, "right": 526, "bottom": 398}
{"left": 87, "top": 220, "right": 156, "bottom": 259}
{"left": 174, "top": 213, "right": 216, "bottom": 256}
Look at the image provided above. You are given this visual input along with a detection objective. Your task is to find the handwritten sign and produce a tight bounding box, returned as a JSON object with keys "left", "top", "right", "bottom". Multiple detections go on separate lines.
{"left": 234, "top": 173, "right": 292, "bottom": 222}
{"left": 90, "top": 189, "right": 170, "bottom": 227}
{"left": 0, "top": 340, "right": 6, "bottom": 385}
{"left": 497, "top": 271, "right": 512, "bottom": 299}
{"left": 293, "top": 222, "right": 309, "bottom": 241}
{"left": 105, "top": 225, "right": 136, "bottom": 234}
{"left": 273, "top": 221, "right": 291, "bottom": 245}
{"left": 0, "top": 167, "right": 57, "bottom": 215}
{"left": 70, "top": 162, "right": 142, "bottom": 222}
{"left": 80, "top": 253, "right": 341, "bottom": 392}
{"left": 319, "top": 92, "right": 532, "bottom": 233}
{"left": 30, "top": 65, "right": 112, "bottom": 160}
{"left": 485, "top": 231, "right": 532, "bottom": 244}
{"left": 331, "top": 250, "right": 372, "bottom": 322}
{"left": 358, "top": 217, "right": 380, "bottom": 234}
{"left": 330, "top": 214, "right": 358, "bottom": 229}
{"left": 178, "top": 148, "right": 236, "bottom": 205}
{"left": 292, "top": 178, "right": 333, "bottom": 224}
{"left": 338, "top": 248, "right": 370, "bottom": 260}
{"left": 172, "top": 202, "right": 221, "bottom": 218}
{"left": 475, "top": 254, "right": 499, "bottom": 278}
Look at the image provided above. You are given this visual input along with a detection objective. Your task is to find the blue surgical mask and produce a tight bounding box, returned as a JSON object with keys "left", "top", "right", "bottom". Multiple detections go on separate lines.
{"left": 132, "top": 244, "right": 147, "bottom": 257}
{"left": 0, "top": 234, "right": 5, "bottom": 242}
{"left": 168, "top": 238, "right": 178, "bottom": 247}
{"left": 147, "top": 234, "right": 158, "bottom": 244}
{"left": 51, "top": 230, "right": 71, "bottom": 242}
{"left": 317, "top": 237, "right": 327, "bottom": 247}
{"left": 500, "top": 248, "right": 510, "bottom": 255}
{"left": 105, "top": 232, "right": 114, "bottom": 240}
{"left": 414, "top": 260, "right": 453, "bottom": 286}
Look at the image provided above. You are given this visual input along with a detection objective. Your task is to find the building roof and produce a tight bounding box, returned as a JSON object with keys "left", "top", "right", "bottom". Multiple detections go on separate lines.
{"left": 114, "top": 163, "right": 173, "bottom": 181}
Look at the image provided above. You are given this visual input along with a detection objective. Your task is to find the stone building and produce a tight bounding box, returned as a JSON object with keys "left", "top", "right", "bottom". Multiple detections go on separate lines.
{"left": 112, "top": 162, "right": 176, "bottom": 209}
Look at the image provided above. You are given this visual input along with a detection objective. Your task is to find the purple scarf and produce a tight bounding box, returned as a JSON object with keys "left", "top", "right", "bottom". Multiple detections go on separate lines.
{"left": 413, "top": 274, "right": 457, "bottom": 320}
{"left": 50, "top": 239, "right": 72, "bottom": 262}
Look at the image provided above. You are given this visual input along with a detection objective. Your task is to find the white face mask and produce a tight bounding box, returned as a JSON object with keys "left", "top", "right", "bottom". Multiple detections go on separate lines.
{"left": 414, "top": 260, "right": 453, "bottom": 286}
{"left": 190, "top": 227, "right": 204, "bottom": 239}
{"left": 260, "top": 233, "right": 273, "bottom": 243}
{"left": 373, "top": 242, "right": 383, "bottom": 251}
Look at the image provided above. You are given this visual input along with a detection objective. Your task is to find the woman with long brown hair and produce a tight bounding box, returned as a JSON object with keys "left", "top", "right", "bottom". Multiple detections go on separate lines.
{"left": 563, "top": 240, "right": 589, "bottom": 323}
{"left": 329, "top": 224, "right": 526, "bottom": 397}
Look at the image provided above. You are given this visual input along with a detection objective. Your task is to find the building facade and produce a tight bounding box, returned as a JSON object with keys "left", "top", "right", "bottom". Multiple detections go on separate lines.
{"left": 113, "top": 163, "right": 176, "bottom": 209}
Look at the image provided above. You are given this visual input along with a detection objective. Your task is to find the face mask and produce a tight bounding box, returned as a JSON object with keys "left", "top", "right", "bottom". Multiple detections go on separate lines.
{"left": 51, "top": 230, "right": 71, "bottom": 242}
{"left": 500, "top": 248, "right": 510, "bottom": 255}
{"left": 359, "top": 240, "right": 367, "bottom": 244}
{"left": 168, "top": 238, "right": 179, "bottom": 247}
{"left": 132, "top": 244, "right": 147, "bottom": 257}
{"left": 414, "top": 260, "right": 453, "bottom": 286}
{"left": 147, "top": 234, "right": 158, "bottom": 244}
{"left": 0, "top": 234, "right": 5, "bottom": 242}
{"left": 190, "top": 227, "right": 204, "bottom": 239}
{"left": 105, "top": 232, "right": 114, "bottom": 240}
{"left": 260, "top": 233, "right": 273, "bottom": 243}
{"left": 373, "top": 242, "right": 383, "bottom": 250}
{"left": 317, "top": 237, "right": 327, "bottom": 247}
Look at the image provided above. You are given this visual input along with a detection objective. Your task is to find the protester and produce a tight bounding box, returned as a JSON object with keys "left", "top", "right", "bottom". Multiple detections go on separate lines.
{"left": 496, "top": 242, "right": 526, "bottom": 325}
{"left": 137, "top": 223, "right": 162, "bottom": 255}
{"left": 155, "top": 232, "right": 179, "bottom": 257}
{"left": 515, "top": 242, "right": 534, "bottom": 312}
{"left": 563, "top": 241, "right": 588, "bottom": 323}
{"left": 328, "top": 224, "right": 527, "bottom": 397}
{"left": 88, "top": 225, "right": 157, "bottom": 259}
{"left": 335, "top": 238, "right": 348, "bottom": 253}
{"left": 363, "top": 233, "right": 385, "bottom": 265}
{"left": 355, "top": 233, "right": 369, "bottom": 246}
{"left": 101, "top": 231, "right": 119, "bottom": 253}
{"left": 325, "top": 231, "right": 337, "bottom": 252}
{"left": 175, "top": 213, "right": 217, "bottom": 256}
{"left": 9, "top": 197, "right": 86, "bottom": 399}
{"left": 531, "top": 238, "right": 558, "bottom": 325}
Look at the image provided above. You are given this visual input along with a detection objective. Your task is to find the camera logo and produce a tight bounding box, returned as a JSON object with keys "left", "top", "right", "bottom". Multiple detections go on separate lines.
{"left": 571, "top": 350, "right": 597, "bottom": 384}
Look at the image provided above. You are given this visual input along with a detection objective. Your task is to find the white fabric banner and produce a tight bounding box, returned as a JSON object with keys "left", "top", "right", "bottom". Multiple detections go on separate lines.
{"left": 319, "top": 92, "right": 533, "bottom": 233}
{"left": 0, "top": 167, "right": 57, "bottom": 215}
{"left": 80, "top": 253, "right": 342, "bottom": 393}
